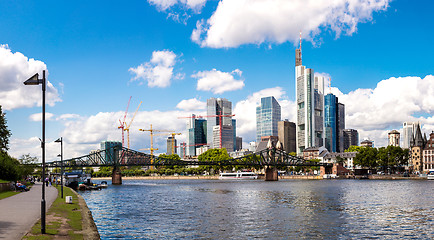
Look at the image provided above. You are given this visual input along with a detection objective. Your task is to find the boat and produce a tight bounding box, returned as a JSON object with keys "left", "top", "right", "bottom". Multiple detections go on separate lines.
{"left": 219, "top": 171, "right": 258, "bottom": 180}
{"left": 428, "top": 170, "right": 434, "bottom": 180}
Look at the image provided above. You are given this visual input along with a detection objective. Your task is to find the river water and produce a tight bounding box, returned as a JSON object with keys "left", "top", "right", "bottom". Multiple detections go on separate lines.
{"left": 80, "top": 179, "right": 433, "bottom": 239}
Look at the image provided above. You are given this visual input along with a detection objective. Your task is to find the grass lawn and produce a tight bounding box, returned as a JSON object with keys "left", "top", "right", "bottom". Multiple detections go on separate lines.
{"left": 0, "top": 179, "right": 9, "bottom": 183}
{"left": 0, "top": 190, "right": 20, "bottom": 200}
{"left": 23, "top": 186, "right": 84, "bottom": 240}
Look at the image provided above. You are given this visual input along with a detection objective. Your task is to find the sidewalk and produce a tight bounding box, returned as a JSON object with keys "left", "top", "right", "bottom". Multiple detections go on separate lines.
{"left": 0, "top": 182, "right": 58, "bottom": 240}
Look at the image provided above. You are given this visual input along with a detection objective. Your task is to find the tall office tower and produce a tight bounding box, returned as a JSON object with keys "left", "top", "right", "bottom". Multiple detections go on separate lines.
{"left": 186, "top": 114, "right": 207, "bottom": 156}
{"left": 278, "top": 120, "right": 296, "bottom": 153}
{"left": 100, "top": 141, "right": 122, "bottom": 161}
{"left": 402, "top": 122, "right": 419, "bottom": 149}
{"left": 338, "top": 103, "right": 345, "bottom": 152}
{"left": 179, "top": 142, "right": 186, "bottom": 159}
{"left": 296, "top": 51, "right": 324, "bottom": 154}
{"left": 232, "top": 119, "right": 237, "bottom": 151}
{"left": 324, "top": 94, "right": 346, "bottom": 152}
{"left": 166, "top": 136, "right": 177, "bottom": 155}
{"left": 212, "top": 125, "right": 234, "bottom": 150}
{"left": 256, "top": 96, "right": 281, "bottom": 142}
{"left": 235, "top": 137, "right": 243, "bottom": 151}
{"left": 207, "top": 98, "right": 233, "bottom": 149}
{"left": 388, "top": 130, "right": 400, "bottom": 147}
{"left": 343, "top": 129, "right": 359, "bottom": 151}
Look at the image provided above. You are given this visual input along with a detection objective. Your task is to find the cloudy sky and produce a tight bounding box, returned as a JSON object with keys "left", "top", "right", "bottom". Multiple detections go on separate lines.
{"left": 1, "top": 0, "right": 433, "bottom": 162}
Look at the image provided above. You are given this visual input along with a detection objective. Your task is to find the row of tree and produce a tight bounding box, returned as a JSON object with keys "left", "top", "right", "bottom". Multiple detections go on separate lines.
{"left": 346, "top": 145, "right": 409, "bottom": 171}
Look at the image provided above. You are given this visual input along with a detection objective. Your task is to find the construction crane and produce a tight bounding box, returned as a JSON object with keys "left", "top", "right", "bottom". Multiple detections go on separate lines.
{"left": 178, "top": 112, "right": 235, "bottom": 149}
{"left": 176, "top": 143, "right": 208, "bottom": 159}
{"left": 152, "top": 132, "right": 181, "bottom": 155}
{"left": 138, "top": 124, "right": 173, "bottom": 156}
{"left": 118, "top": 96, "right": 132, "bottom": 147}
{"left": 124, "top": 101, "right": 142, "bottom": 149}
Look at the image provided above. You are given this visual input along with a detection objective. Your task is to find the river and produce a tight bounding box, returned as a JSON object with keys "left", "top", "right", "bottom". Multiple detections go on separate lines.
{"left": 80, "top": 179, "right": 433, "bottom": 239}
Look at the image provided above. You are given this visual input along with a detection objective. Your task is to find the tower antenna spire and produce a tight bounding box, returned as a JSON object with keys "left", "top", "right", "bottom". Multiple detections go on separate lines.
{"left": 329, "top": 77, "right": 332, "bottom": 94}
{"left": 299, "top": 30, "right": 302, "bottom": 58}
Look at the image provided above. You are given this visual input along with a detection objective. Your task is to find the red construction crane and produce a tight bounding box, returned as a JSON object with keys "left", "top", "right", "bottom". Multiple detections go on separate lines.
{"left": 178, "top": 112, "right": 235, "bottom": 149}
{"left": 118, "top": 96, "right": 132, "bottom": 147}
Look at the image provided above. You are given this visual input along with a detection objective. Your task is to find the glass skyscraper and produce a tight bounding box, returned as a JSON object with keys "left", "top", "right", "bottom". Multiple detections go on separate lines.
{"left": 256, "top": 96, "right": 281, "bottom": 142}
{"left": 206, "top": 98, "right": 233, "bottom": 150}
{"left": 186, "top": 115, "right": 207, "bottom": 156}
{"left": 324, "top": 93, "right": 338, "bottom": 152}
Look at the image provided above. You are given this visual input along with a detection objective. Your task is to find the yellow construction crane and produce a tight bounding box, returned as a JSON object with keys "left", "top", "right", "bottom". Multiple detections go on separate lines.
{"left": 124, "top": 101, "right": 142, "bottom": 149}
{"left": 138, "top": 124, "right": 173, "bottom": 157}
{"left": 168, "top": 133, "right": 181, "bottom": 155}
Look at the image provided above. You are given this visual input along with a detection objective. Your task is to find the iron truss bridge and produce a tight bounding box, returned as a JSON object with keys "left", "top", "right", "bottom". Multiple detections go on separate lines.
{"left": 45, "top": 146, "right": 331, "bottom": 168}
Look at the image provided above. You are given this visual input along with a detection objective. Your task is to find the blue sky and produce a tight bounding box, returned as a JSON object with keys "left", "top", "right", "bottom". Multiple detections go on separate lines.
{"left": 1, "top": 0, "right": 433, "bottom": 161}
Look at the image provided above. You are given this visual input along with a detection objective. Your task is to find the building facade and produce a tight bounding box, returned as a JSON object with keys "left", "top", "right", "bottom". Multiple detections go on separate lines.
{"left": 166, "top": 136, "right": 177, "bottom": 155}
{"left": 187, "top": 116, "right": 207, "bottom": 156}
{"left": 360, "top": 139, "right": 373, "bottom": 148}
{"left": 343, "top": 129, "right": 359, "bottom": 150}
{"left": 402, "top": 122, "right": 419, "bottom": 149}
{"left": 388, "top": 130, "right": 400, "bottom": 147}
{"left": 207, "top": 98, "right": 233, "bottom": 150}
{"left": 410, "top": 123, "right": 426, "bottom": 173}
{"left": 422, "top": 132, "right": 434, "bottom": 172}
{"left": 295, "top": 49, "right": 324, "bottom": 154}
{"left": 100, "top": 141, "right": 122, "bottom": 162}
{"left": 324, "top": 93, "right": 338, "bottom": 152}
{"left": 212, "top": 125, "right": 234, "bottom": 150}
{"left": 338, "top": 103, "right": 345, "bottom": 152}
{"left": 277, "top": 120, "right": 296, "bottom": 153}
{"left": 256, "top": 96, "right": 281, "bottom": 142}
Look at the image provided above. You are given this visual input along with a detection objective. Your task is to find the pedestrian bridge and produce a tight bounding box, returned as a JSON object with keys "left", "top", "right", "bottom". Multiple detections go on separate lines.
{"left": 45, "top": 146, "right": 331, "bottom": 182}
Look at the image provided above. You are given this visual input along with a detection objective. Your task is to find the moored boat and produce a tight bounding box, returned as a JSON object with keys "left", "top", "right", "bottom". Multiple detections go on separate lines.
{"left": 219, "top": 171, "right": 258, "bottom": 180}
{"left": 427, "top": 170, "right": 434, "bottom": 180}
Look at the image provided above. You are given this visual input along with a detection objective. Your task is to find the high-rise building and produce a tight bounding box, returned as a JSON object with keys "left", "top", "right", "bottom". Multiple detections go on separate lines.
{"left": 295, "top": 49, "right": 324, "bottom": 154}
{"left": 187, "top": 115, "right": 207, "bottom": 156}
{"left": 232, "top": 119, "right": 237, "bottom": 151}
{"left": 388, "top": 130, "right": 400, "bottom": 147}
{"left": 235, "top": 137, "right": 243, "bottom": 151}
{"left": 324, "top": 94, "right": 345, "bottom": 152}
{"left": 343, "top": 129, "right": 359, "bottom": 151}
{"left": 278, "top": 120, "right": 296, "bottom": 153}
{"left": 256, "top": 96, "right": 281, "bottom": 142}
{"left": 166, "top": 136, "right": 177, "bottom": 155}
{"left": 207, "top": 98, "right": 233, "bottom": 150}
{"left": 212, "top": 125, "right": 234, "bottom": 150}
{"left": 100, "top": 141, "right": 122, "bottom": 161}
{"left": 403, "top": 122, "right": 419, "bottom": 149}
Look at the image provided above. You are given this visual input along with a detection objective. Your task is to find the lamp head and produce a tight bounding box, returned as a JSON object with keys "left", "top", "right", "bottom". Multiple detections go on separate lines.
{"left": 57, "top": 154, "right": 61, "bottom": 157}
{"left": 54, "top": 138, "right": 62, "bottom": 143}
{"left": 23, "top": 73, "right": 41, "bottom": 85}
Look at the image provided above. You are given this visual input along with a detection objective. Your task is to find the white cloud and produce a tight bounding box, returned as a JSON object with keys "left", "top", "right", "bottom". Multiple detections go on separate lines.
{"left": 0, "top": 44, "right": 61, "bottom": 110}
{"left": 192, "top": 0, "right": 390, "bottom": 48}
{"left": 176, "top": 98, "right": 206, "bottom": 111}
{"left": 148, "top": 0, "right": 207, "bottom": 11}
{"left": 29, "top": 112, "right": 55, "bottom": 122}
{"left": 193, "top": 69, "right": 245, "bottom": 94}
{"left": 329, "top": 75, "right": 434, "bottom": 147}
{"left": 56, "top": 113, "right": 81, "bottom": 121}
{"left": 234, "top": 87, "right": 295, "bottom": 142}
{"left": 129, "top": 50, "right": 181, "bottom": 88}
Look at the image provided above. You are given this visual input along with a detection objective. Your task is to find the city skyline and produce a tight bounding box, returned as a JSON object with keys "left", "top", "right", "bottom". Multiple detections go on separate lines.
{"left": 1, "top": 0, "right": 434, "bottom": 162}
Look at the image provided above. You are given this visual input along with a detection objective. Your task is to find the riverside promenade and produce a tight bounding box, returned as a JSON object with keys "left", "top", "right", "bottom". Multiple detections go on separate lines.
{"left": 0, "top": 182, "right": 57, "bottom": 240}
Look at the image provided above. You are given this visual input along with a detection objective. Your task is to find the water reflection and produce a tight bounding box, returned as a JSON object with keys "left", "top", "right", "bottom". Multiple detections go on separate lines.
{"left": 80, "top": 180, "right": 433, "bottom": 239}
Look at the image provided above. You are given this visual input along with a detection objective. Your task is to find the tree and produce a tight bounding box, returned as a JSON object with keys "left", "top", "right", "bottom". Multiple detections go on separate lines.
{"left": 0, "top": 106, "right": 11, "bottom": 152}
{"left": 353, "top": 147, "right": 378, "bottom": 169}
{"left": 18, "top": 154, "right": 38, "bottom": 178}
{"left": 198, "top": 148, "right": 232, "bottom": 173}
{"left": 345, "top": 145, "right": 364, "bottom": 153}
{"left": 0, "top": 151, "right": 20, "bottom": 181}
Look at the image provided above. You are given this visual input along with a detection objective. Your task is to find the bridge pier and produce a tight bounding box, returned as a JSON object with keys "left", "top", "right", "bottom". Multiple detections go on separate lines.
{"left": 112, "top": 166, "right": 122, "bottom": 185}
{"left": 265, "top": 167, "right": 278, "bottom": 181}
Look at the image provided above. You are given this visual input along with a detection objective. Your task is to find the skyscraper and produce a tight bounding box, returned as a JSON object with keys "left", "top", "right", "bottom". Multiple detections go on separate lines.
{"left": 166, "top": 136, "right": 177, "bottom": 155}
{"left": 343, "top": 129, "right": 359, "bottom": 151}
{"left": 278, "top": 120, "right": 296, "bottom": 153}
{"left": 256, "top": 96, "right": 281, "bottom": 142}
{"left": 295, "top": 48, "right": 324, "bottom": 154}
{"left": 324, "top": 93, "right": 345, "bottom": 152}
{"left": 402, "top": 122, "right": 418, "bottom": 149}
{"left": 207, "top": 98, "right": 233, "bottom": 150}
{"left": 186, "top": 115, "right": 207, "bottom": 156}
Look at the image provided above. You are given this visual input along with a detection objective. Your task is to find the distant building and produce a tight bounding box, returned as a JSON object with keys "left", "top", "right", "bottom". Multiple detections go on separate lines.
{"left": 256, "top": 96, "right": 281, "bottom": 142}
{"left": 187, "top": 115, "right": 207, "bottom": 156}
{"left": 278, "top": 120, "right": 296, "bottom": 153}
{"left": 100, "top": 141, "right": 122, "bottom": 161}
{"left": 410, "top": 123, "right": 426, "bottom": 173}
{"left": 337, "top": 103, "right": 345, "bottom": 152}
{"left": 295, "top": 45, "right": 324, "bottom": 154}
{"left": 402, "top": 122, "right": 419, "bottom": 149}
{"left": 302, "top": 146, "right": 328, "bottom": 161}
{"left": 207, "top": 98, "right": 233, "bottom": 150}
{"left": 232, "top": 119, "right": 237, "bottom": 151}
{"left": 422, "top": 131, "right": 434, "bottom": 173}
{"left": 166, "top": 136, "right": 177, "bottom": 155}
{"left": 256, "top": 136, "right": 279, "bottom": 152}
{"left": 179, "top": 142, "right": 186, "bottom": 159}
{"left": 360, "top": 139, "right": 374, "bottom": 148}
{"left": 323, "top": 152, "right": 357, "bottom": 171}
{"left": 249, "top": 142, "right": 257, "bottom": 152}
{"left": 343, "top": 129, "right": 359, "bottom": 150}
{"left": 324, "top": 94, "right": 346, "bottom": 153}
{"left": 235, "top": 137, "right": 243, "bottom": 151}
{"left": 388, "top": 130, "right": 400, "bottom": 147}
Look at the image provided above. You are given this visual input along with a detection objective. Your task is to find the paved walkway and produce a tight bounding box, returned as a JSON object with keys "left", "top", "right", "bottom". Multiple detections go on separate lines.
{"left": 0, "top": 182, "right": 58, "bottom": 240}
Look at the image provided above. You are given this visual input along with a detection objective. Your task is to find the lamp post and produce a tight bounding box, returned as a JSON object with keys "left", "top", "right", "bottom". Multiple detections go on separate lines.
{"left": 23, "top": 70, "right": 46, "bottom": 234}
{"left": 55, "top": 137, "right": 63, "bottom": 198}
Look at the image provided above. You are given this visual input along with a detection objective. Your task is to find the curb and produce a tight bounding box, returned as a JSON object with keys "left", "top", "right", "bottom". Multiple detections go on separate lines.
{"left": 71, "top": 188, "right": 101, "bottom": 240}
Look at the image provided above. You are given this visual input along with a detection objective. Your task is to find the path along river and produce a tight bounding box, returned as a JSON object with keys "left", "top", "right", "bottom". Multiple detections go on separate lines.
{"left": 80, "top": 179, "right": 433, "bottom": 239}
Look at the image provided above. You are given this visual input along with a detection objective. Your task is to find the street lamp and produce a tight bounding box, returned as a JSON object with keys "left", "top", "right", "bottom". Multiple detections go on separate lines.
{"left": 55, "top": 137, "right": 63, "bottom": 198}
{"left": 23, "top": 70, "right": 46, "bottom": 234}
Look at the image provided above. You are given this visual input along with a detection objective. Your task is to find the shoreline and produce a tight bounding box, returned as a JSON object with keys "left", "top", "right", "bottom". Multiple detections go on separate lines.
{"left": 93, "top": 175, "right": 428, "bottom": 180}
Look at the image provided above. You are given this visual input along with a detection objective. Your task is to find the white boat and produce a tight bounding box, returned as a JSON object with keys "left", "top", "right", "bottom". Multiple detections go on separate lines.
{"left": 427, "top": 170, "right": 434, "bottom": 180}
{"left": 219, "top": 171, "right": 258, "bottom": 180}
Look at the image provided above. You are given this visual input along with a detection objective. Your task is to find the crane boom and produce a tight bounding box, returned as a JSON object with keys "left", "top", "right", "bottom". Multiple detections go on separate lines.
{"left": 124, "top": 101, "right": 142, "bottom": 149}
{"left": 118, "top": 96, "right": 132, "bottom": 147}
